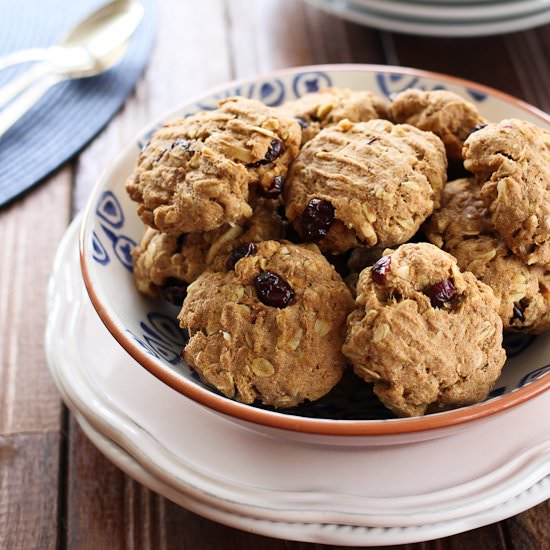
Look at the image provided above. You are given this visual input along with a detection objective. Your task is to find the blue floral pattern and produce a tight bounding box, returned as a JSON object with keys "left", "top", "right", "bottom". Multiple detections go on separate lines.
{"left": 375, "top": 73, "right": 487, "bottom": 102}
{"left": 92, "top": 231, "right": 109, "bottom": 265}
{"left": 291, "top": 71, "right": 333, "bottom": 98}
{"left": 125, "top": 312, "right": 188, "bottom": 366}
{"left": 196, "top": 77, "right": 287, "bottom": 111}
{"left": 519, "top": 364, "right": 550, "bottom": 387}
{"left": 92, "top": 191, "right": 136, "bottom": 272}
{"left": 133, "top": 69, "right": 491, "bottom": 152}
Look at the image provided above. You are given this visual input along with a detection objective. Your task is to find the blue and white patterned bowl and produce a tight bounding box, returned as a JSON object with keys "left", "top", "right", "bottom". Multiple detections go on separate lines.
{"left": 80, "top": 65, "right": 550, "bottom": 439}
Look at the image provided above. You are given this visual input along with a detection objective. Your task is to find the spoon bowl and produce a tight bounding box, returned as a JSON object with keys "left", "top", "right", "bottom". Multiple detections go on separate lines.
{"left": 0, "top": 0, "right": 145, "bottom": 138}
{"left": 48, "top": 0, "right": 145, "bottom": 77}
{"left": 0, "top": 0, "right": 144, "bottom": 74}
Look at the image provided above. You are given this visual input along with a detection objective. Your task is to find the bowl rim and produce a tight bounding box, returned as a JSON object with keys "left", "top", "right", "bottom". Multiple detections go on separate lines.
{"left": 80, "top": 63, "right": 550, "bottom": 437}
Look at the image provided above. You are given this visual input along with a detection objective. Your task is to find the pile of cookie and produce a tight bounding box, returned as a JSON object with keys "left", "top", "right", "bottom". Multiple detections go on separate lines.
{"left": 126, "top": 87, "right": 549, "bottom": 418}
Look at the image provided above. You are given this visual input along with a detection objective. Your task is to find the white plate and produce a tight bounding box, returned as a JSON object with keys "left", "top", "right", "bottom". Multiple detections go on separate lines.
{"left": 77, "top": 415, "right": 550, "bottom": 546}
{"left": 75, "top": 413, "right": 550, "bottom": 547}
{"left": 45, "top": 217, "right": 550, "bottom": 545}
{"left": 395, "top": 0, "right": 516, "bottom": 4}
{"left": 307, "top": 0, "right": 550, "bottom": 36}
{"left": 350, "top": 0, "right": 550, "bottom": 22}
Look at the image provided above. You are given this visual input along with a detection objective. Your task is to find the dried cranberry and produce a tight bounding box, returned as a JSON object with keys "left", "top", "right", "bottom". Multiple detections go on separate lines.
{"left": 295, "top": 116, "right": 308, "bottom": 128}
{"left": 469, "top": 123, "right": 487, "bottom": 135}
{"left": 425, "top": 279, "right": 457, "bottom": 308}
{"left": 248, "top": 139, "right": 285, "bottom": 167}
{"left": 176, "top": 233, "right": 186, "bottom": 248}
{"left": 171, "top": 138, "right": 192, "bottom": 152}
{"left": 301, "top": 198, "right": 335, "bottom": 242}
{"left": 511, "top": 303, "right": 525, "bottom": 324}
{"left": 155, "top": 139, "right": 192, "bottom": 162}
{"left": 259, "top": 175, "right": 284, "bottom": 198}
{"left": 254, "top": 271, "right": 295, "bottom": 308}
{"left": 227, "top": 242, "right": 257, "bottom": 270}
{"left": 160, "top": 278, "right": 187, "bottom": 306}
{"left": 371, "top": 255, "right": 392, "bottom": 284}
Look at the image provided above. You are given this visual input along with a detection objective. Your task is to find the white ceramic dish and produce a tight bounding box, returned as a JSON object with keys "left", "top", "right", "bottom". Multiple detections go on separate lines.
{"left": 79, "top": 64, "right": 550, "bottom": 442}
{"left": 349, "top": 0, "right": 550, "bottom": 22}
{"left": 396, "top": 0, "right": 519, "bottom": 4}
{"left": 47, "top": 218, "right": 550, "bottom": 546}
{"left": 307, "top": 0, "right": 550, "bottom": 36}
{"left": 73, "top": 415, "right": 550, "bottom": 547}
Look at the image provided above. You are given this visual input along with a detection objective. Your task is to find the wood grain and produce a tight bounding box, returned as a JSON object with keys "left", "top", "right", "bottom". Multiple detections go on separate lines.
{"left": 505, "top": 498, "right": 550, "bottom": 550}
{"left": 0, "top": 432, "right": 62, "bottom": 549}
{"left": 65, "top": 415, "right": 150, "bottom": 550}
{"left": 0, "top": 166, "right": 71, "bottom": 549}
{"left": 0, "top": 167, "right": 71, "bottom": 434}
{"left": 1, "top": 1, "right": 547, "bottom": 548}
{"left": 388, "top": 34, "right": 526, "bottom": 99}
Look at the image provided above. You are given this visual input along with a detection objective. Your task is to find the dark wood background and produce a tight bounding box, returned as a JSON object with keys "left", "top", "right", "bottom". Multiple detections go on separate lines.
{"left": 0, "top": 1, "right": 548, "bottom": 548}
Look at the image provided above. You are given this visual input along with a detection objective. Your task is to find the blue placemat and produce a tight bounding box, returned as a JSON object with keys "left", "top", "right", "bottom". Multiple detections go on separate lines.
{"left": 0, "top": 0, "right": 157, "bottom": 206}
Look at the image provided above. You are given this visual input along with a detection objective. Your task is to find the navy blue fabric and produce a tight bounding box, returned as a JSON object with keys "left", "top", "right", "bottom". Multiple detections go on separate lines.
{"left": 0, "top": 0, "right": 156, "bottom": 206}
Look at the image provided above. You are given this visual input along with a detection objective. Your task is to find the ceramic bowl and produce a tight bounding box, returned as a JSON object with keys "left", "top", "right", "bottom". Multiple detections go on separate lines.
{"left": 80, "top": 64, "right": 550, "bottom": 442}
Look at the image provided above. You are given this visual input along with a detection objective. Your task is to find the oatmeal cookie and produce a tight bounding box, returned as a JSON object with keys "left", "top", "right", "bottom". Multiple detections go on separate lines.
{"left": 126, "top": 97, "right": 301, "bottom": 234}
{"left": 179, "top": 240, "right": 354, "bottom": 408}
{"left": 279, "top": 87, "right": 389, "bottom": 144}
{"left": 343, "top": 243, "right": 505, "bottom": 417}
{"left": 463, "top": 119, "right": 550, "bottom": 265}
{"left": 284, "top": 119, "right": 447, "bottom": 254}
{"left": 425, "top": 178, "right": 550, "bottom": 333}
{"left": 390, "top": 88, "right": 486, "bottom": 162}
{"left": 132, "top": 200, "right": 285, "bottom": 302}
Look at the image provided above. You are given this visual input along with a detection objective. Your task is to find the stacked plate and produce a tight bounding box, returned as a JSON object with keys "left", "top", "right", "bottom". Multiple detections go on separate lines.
{"left": 47, "top": 216, "right": 550, "bottom": 547}
{"left": 46, "top": 66, "right": 550, "bottom": 546}
{"left": 306, "top": 0, "right": 550, "bottom": 37}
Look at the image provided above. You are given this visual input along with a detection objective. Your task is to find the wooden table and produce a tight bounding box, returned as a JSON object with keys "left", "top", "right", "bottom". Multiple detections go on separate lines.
{"left": 1, "top": 1, "right": 548, "bottom": 548}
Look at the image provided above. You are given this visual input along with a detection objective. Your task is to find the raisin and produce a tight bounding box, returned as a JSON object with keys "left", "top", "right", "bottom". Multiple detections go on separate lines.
{"left": 248, "top": 139, "right": 285, "bottom": 167}
{"left": 171, "top": 138, "right": 192, "bottom": 152}
{"left": 301, "top": 198, "right": 335, "bottom": 242}
{"left": 155, "top": 139, "right": 192, "bottom": 162}
{"left": 469, "top": 123, "right": 487, "bottom": 135}
{"left": 371, "top": 255, "right": 392, "bottom": 284}
{"left": 160, "top": 278, "right": 187, "bottom": 306}
{"left": 425, "top": 279, "right": 457, "bottom": 308}
{"left": 254, "top": 271, "right": 295, "bottom": 308}
{"left": 176, "top": 234, "right": 186, "bottom": 248}
{"left": 511, "top": 303, "right": 525, "bottom": 324}
{"left": 227, "top": 242, "right": 257, "bottom": 270}
{"left": 259, "top": 175, "right": 284, "bottom": 198}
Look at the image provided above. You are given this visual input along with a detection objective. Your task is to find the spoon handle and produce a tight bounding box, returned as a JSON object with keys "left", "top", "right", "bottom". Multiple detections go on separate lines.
{"left": 0, "top": 64, "right": 52, "bottom": 109}
{"left": 0, "top": 48, "right": 52, "bottom": 72}
{"left": 0, "top": 73, "right": 62, "bottom": 139}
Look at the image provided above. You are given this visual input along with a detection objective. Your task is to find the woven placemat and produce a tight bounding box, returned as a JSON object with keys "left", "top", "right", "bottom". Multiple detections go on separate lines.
{"left": 0, "top": 0, "right": 156, "bottom": 206}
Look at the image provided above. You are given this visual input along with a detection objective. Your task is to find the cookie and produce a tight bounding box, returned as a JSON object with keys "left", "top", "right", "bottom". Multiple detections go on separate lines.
{"left": 283, "top": 119, "right": 447, "bottom": 254}
{"left": 279, "top": 87, "right": 389, "bottom": 144}
{"left": 425, "top": 178, "right": 550, "bottom": 333}
{"left": 342, "top": 243, "right": 505, "bottom": 417}
{"left": 126, "top": 97, "right": 301, "bottom": 234}
{"left": 463, "top": 119, "right": 550, "bottom": 265}
{"left": 132, "top": 200, "right": 285, "bottom": 303}
{"left": 390, "top": 88, "right": 486, "bottom": 162}
{"left": 178, "top": 241, "right": 354, "bottom": 408}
